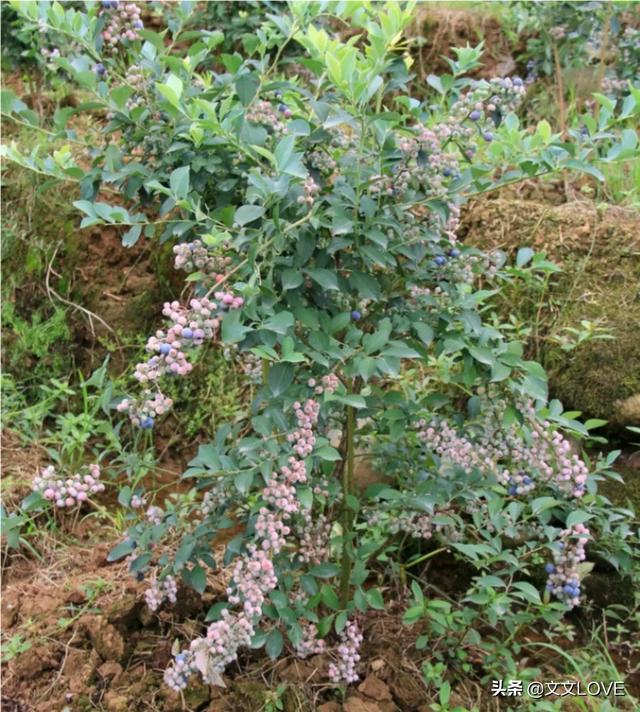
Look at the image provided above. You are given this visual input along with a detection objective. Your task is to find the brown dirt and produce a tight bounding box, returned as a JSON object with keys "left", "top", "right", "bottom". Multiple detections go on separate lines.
{"left": 409, "top": 4, "right": 518, "bottom": 81}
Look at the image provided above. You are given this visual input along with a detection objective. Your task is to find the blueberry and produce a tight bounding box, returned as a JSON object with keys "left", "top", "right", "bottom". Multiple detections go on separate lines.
{"left": 469, "top": 110, "right": 481, "bottom": 121}
{"left": 175, "top": 654, "right": 186, "bottom": 664}
{"left": 95, "top": 62, "right": 106, "bottom": 76}
{"left": 135, "top": 571, "right": 144, "bottom": 581}
{"left": 523, "top": 476, "right": 532, "bottom": 485}
{"left": 448, "top": 248, "right": 460, "bottom": 258}
{"left": 182, "top": 327, "right": 193, "bottom": 339}
{"left": 564, "top": 584, "right": 574, "bottom": 593}
{"left": 483, "top": 131, "right": 494, "bottom": 142}
{"left": 351, "top": 310, "right": 362, "bottom": 321}
{"left": 141, "top": 416, "right": 154, "bottom": 429}
{"left": 159, "top": 343, "right": 171, "bottom": 355}
{"left": 443, "top": 167, "right": 452, "bottom": 177}
{"left": 434, "top": 255, "right": 446, "bottom": 266}
{"left": 508, "top": 485, "right": 517, "bottom": 495}
{"left": 544, "top": 563, "right": 555, "bottom": 574}
{"left": 278, "top": 104, "right": 287, "bottom": 113}
{"left": 513, "top": 77, "right": 523, "bottom": 86}
{"left": 133, "top": 20, "right": 143, "bottom": 29}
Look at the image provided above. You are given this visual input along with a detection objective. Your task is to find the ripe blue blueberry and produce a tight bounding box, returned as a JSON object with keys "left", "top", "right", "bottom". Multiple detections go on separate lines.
{"left": 469, "top": 110, "right": 481, "bottom": 121}
{"left": 448, "top": 248, "right": 460, "bottom": 258}
{"left": 443, "top": 167, "right": 452, "bottom": 177}
{"left": 141, "top": 416, "right": 155, "bottom": 429}
{"left": 182, "top": 328, "right": 193, "bottom": 339}
{"left": 159, "top": 343, "right": 171, "bottom": 355}
{"left": 545, "top": 563, "right": 555, "bottom": 574}
{"left": 523, "top": 475, "right": 532, "bottom": 485}
{"left": 434, "top": 255, "right": 446, "bottom": 266}
{"left": 351, "top": 310, "right": 362, "bottom": 321}
{"left": 508, "top": 485, "right": 517, "bottom": 495}
{"left": 483, "top": 131, "right": 494, "bottom": 142}
{"left": 278, "top": 104, "right": 287, "bottom": 113}
{"left": 95, "top": 63, "right": 106, "bottom": 76}
{"left": 513, "top": 77, "right": 523, "bottom": 86}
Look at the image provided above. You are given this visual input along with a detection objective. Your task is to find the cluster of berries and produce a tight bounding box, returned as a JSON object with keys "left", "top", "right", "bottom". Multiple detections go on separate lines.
{"left": 40, "top": 47, "right": 61, "bottom": 61}
{"left": 295, "top": 623, "right": 327, "bottom": 658}
{"left": 328, "top": 620, "right": 363, "bottom": 684}
{"left": 223, "top": 345, "right": 262, "bottom": 382}
{"left": 122, "top": 293, "right": 242, "bottom": 427}
{"left": 146, "top": 505, "right": 164, "bottom": 525}
{"left": 307, "top": 149, "right": 337, "bottom": 175}
{"left": 100, "top": 1, "right": 143, "bottom": 47}
{"left": 33, "top": 464, "right": 104, "bottom": 508}
{"left": 545, "top": 523, "right": 589, "bottom": 607}
{"left": 297, "top": 511, "right": 331, "bottom": 564}
{"left": 144, "top": 574, "right": 178, "bottom": 611}
{"left": 117, "top": 390, "right": 173, "bottom": 429}
{"left": 246, "top": 100, "right": 286, "bottom": 135}
{"left": 418, "top": 394, "right": 590, "bottom": 500}
{"left": 297, "top": 176, "right": 320, "bottom": 207}
{"left": 164, "top": 386, "right": 326, "bottom": 690}
{"left": 173, "top": 240, "right": 231, "bottom": 283}
{"left": 307, "top": 374, "right": 340, "bottom": 396}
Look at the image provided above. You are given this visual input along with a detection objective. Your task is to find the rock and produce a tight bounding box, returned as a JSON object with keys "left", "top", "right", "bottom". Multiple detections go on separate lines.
{"left": 20, "top": 593, "right": 60, "bottom": 617}
{"left": 65, "top": 589, "right": 87, "bottom": 606}
{"left": 359, "top": 676, "right": 392, "bottom": 701}
{"left": 102, "top": 691, "right": 129, "bottom": 712}
{"left": 98, "top": 661, "right": 123, "bottom": 683}
{"left": 10, "top": 643, "right": 59, "bottom": 679}
{"left": 82, "top": 616, "right": 127, "bottom": 662}
{"left": 64, "top": 649, "right": 99, "bottom": 693}
{"left": 343, "top": 696, "right": 384, "bottom": 712}
{"left": 317, "top": 703, "right": 342, "bottom": 712}
{"left": 106, "top": 594, "right": 142, "bottom": 628}
{"left": 90, "top": 543, "right": 112, "bottom": 567}
{"left": 613, "top": 394, "right": 640, "bottom": 427}
{"left": 1, "top": 591, "right": 21, "bottom": 627}
{"left": 389, "top": 669, "right": 425, "bottom": 710}
{"left": 370, "top": 659, "right": 385, "bottom": 672}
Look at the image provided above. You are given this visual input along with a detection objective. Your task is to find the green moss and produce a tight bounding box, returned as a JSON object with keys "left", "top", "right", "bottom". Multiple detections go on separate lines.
{"left": 163, "top": 346, "right": 252, "bottom": 440}
{"left": 462, "top": 196, "right": 640, "bottom": 430}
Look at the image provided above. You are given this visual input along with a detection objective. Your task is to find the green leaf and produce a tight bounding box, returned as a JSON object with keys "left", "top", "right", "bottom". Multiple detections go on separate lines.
{"left": 512, "top": 581, "right": 541, "bottom": 604}
{"left": 310, "top": 562, "right": 340, "bottom": 578}
{"left": 265, "top": 629, "right": 283, "bottom": 659}
{"left": 281, "top": 268, "right": 303, "bottom": 290}
{"left": 306, "top": 268, "right": 339, "bottom": 291}
{"left": 268, "top": 363, "right": 294, "bottom": 397}
{"left": 316, "top": 446, "right": 342, "bottom": 461}
{"left": 274, "top": 135, "right": 295, "bottom": 171}
{"left": 234, "top": 204, "right": 266, "bottom": 225}
{"left": 365, "top": 588, "right": 385, "bottom": 610}
{"left": 189, "top": 565, "right": 207, "bottom": 594}
{"left": 332, "top": 394, "right": 367, "bottom": 409}
{"left": 236, "top": 74, "right": 259, "bottom": 106}
{"left": 169, "top": 166, "right": 190, "bottom": 200}
{"left": 221, "top": 310, "right": 251, "bottom": 343}
{"left": 263, "top": 311, "right": 294, "bottom": 335}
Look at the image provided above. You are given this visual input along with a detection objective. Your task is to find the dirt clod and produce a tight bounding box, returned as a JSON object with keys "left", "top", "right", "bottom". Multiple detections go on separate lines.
{"left": 358, "top": 675, "right": 393, "bottom": 701}
{"left": 82, "top": 616, "right": 127, "bottom": 662}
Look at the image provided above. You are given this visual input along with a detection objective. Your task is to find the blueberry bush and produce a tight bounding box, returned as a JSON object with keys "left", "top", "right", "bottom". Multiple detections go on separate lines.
{"left": 2, "top": 0, "right": 639, "bottom": 703}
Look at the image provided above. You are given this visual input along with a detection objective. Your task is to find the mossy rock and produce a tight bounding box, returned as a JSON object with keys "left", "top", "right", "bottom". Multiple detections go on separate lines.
{"left": 461, "top": 194, "right": 640, "bottom": 433}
